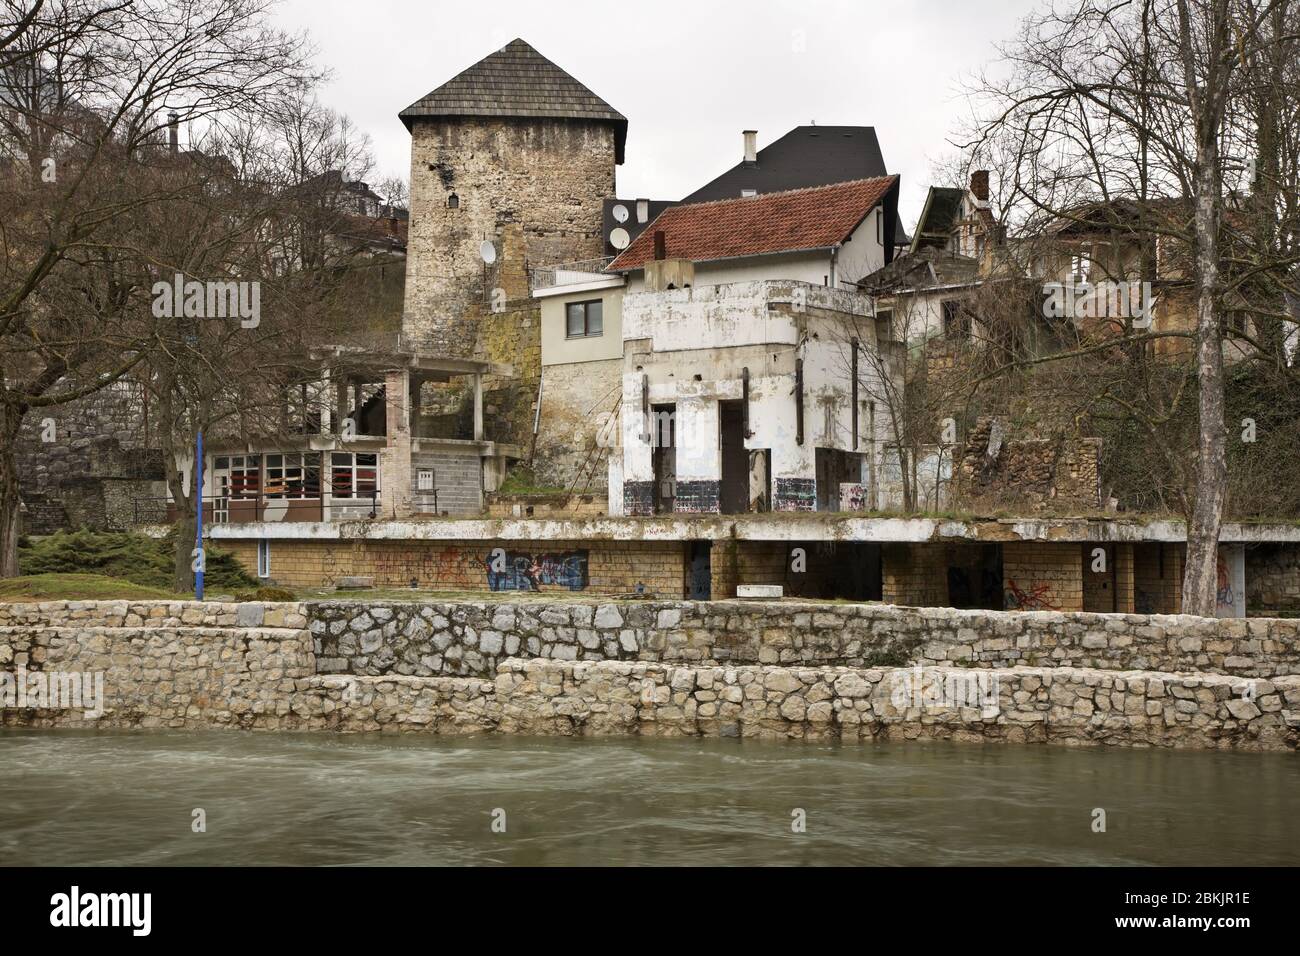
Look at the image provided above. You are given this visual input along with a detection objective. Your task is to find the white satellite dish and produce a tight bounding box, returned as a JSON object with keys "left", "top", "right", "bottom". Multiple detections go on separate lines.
{"left": 612, "top": 203, "right": 630, "bottom": 223}
{"left": 610, "top": 227, "right": 631, "bottom": 250}
{"left": 479, "top": 240, "right": 497, "bottom": 265}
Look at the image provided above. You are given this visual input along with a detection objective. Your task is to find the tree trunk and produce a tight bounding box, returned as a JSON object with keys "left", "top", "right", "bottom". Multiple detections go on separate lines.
{"left": 1182, "top": 147, "right": 1227, "bottom": 617}
{"left": 0, "top": 401, "right": 24, "bottom": 578}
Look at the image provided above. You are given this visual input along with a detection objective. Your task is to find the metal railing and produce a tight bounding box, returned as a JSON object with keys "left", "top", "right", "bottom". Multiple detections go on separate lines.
{"left": 132, "top": 489, "right": 380, "bottom": 525}
{"left": 530, "top": 256, "right": 617, "bottom": 292}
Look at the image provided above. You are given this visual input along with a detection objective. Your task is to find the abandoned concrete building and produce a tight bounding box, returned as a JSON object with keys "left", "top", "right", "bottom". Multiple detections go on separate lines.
{"left": 15, "top": 36, "right": 1300, "bottom": 619}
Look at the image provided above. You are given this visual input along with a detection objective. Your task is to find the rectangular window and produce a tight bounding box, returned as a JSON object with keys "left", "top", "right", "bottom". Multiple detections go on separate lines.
{"left": 942, "top": 300, "right": 971, "bottom": 340}
{"left": 331, "top": 452, "right": 379, "bottom": 499}
{"left": 256, "top": 539, "right": 271, "bottom": 579}
{"left": 221, "top": 455, "right": 261, "bottom": 499}
{"left": 417, "top": 469, "right": 434, "bottom": 491}
{"left": 876, "top": 211, "right": 883, "bottom": 245}
{"left": 565, "top": 299, "right": 604, "bottom": 338}
{"left": 264, "top": 453, "right": 320, "bottom": 499}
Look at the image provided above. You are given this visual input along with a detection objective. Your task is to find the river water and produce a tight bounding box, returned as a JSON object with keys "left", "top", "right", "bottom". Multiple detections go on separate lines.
{"left": 1, "top": 730, "right": 1296, "bottom": 866}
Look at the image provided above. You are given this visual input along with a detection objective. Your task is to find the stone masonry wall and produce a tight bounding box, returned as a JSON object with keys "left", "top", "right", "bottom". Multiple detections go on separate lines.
{"left": 3, "top": 599, "right": 1298, "bottom": 749}
{"left": 403, "top": 118, "right": 615, "bottom": 355}
{"left": 303, "top": 599, "right": 1300, "bottom": 680}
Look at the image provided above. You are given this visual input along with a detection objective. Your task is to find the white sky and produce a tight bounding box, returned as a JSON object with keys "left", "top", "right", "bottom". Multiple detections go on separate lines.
{"left": 273, "top": 0, "right": 1044, "bottom": 226}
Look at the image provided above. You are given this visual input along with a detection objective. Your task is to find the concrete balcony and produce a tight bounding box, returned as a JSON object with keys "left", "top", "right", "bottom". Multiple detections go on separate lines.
{"left": 622, "top": 280, "right": 873, "bottom": 352}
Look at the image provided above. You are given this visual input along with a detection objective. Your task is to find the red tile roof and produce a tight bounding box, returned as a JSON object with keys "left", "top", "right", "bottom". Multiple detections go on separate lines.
{"left": 609, "top": 176, "right": 898, "bottom": 272}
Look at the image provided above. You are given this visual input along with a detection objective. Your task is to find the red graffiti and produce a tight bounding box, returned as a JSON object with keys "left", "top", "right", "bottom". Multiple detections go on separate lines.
{"left": 1004, "top": 578, "right": 1059, "bottom": 611}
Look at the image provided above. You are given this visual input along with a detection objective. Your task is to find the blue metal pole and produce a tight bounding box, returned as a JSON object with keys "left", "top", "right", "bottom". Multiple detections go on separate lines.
{"left": 195, "top": 430, "right": 204, "bottom": 601}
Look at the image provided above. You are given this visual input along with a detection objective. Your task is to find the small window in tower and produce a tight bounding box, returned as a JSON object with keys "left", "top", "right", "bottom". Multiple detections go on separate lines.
{"left": 447, "top": 193, "right": 459, "bottom": 209}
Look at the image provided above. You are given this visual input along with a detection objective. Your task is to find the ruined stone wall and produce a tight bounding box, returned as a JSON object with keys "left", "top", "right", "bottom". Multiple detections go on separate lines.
{"left": 15, "top": 379, "right": 165, "bottom": 533}
{"left": 956, "top": 417, "right": 1101, "bottom": 512}
{"left": 403, "top": 118, "right": 615, "bottom": 356}
{"left": 533, "top": 358, "right": 621, "bottom": 492}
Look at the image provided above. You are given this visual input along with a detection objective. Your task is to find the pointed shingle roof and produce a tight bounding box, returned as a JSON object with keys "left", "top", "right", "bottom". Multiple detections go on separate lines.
{"left": 399, "top": 39, "right": 627, "bottom": 163}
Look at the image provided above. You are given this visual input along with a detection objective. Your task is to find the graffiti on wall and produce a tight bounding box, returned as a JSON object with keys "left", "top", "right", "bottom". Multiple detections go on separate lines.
{"left": 1004, "top": 578, "right": 1060, "bottom": 611}
{"left": 486, "top": 549, "right": 590, "bottom": 592}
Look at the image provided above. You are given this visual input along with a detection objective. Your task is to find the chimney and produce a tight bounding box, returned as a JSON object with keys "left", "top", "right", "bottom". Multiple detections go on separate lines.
{"left": 970, "top": 169, "right": 990, "bottom": 202}
{"left": 743, "top": 130, "right": 757, "bottom": 165}
{"left": 653, "top": 230, "right": 666, "bottom": 261}
{"left": 636, "top": 198, "right": 649, "bottom": 224}
{"left": 167, "top": 112, "right": 179, "bottom": 154}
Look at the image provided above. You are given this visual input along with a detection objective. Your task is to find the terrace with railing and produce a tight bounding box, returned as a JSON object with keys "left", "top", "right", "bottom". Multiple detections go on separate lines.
{"left": 530, "top": 256, "right": 619, "bottom": 293}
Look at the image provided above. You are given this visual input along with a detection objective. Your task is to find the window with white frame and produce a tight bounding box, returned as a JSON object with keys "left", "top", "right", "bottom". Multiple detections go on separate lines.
{"left": 331, "top": 452, "right": 378, "bottom": 499}
{"left": 264, "top": 453, "right": 320, "bottom": 499}
{"left": 214, "top": 455, "right": 261, "bottom": 499}
{"left": 256, "top": 539, "right": 271, "bottom": 578}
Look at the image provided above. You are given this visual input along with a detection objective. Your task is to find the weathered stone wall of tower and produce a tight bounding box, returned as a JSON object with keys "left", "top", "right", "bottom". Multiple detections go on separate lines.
{"left": 403, "top": 117, "right": 617, "bottom": 358}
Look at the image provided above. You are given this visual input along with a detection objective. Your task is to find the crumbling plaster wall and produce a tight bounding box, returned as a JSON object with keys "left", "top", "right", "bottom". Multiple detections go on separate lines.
{"left": 614, "top": 281, "right": 886, "bottom": 515}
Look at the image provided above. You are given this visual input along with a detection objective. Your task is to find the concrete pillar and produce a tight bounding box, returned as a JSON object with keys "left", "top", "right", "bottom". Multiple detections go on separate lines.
{"left": 335, "top": 377, "right": 348, "bottom": 436}
{"left": 381, "top": 367, "right": 412, "bottom": 518}
{"left": 473, "top": 372, "right": 484, "bottom": 441}
{"left": 1115, "top": 543, "right": 1135, "bottom": 613}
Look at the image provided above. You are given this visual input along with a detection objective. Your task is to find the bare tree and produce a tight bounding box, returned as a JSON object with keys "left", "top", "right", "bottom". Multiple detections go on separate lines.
{"left": 959, "top": 0, "right": 1297, "bottom": 614}
{"left": 0, "top": 0, "right": 316, "bottom": 576}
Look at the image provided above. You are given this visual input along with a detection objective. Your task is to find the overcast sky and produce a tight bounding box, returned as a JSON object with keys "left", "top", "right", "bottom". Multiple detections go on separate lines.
{"left": 274, "top": 0, "right": 1044, "bottom": 226}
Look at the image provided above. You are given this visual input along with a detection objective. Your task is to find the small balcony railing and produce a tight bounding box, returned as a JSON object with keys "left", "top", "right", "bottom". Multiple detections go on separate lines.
{"left": 531, "top": 256, "right": 617, "bottom": 292}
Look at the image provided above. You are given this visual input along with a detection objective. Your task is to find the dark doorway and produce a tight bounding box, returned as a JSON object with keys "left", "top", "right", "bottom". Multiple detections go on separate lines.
{"left": 688, "top": 541, "right": 711, "bottom": 599}
{"left": 719, "top": 400, "right": 748, "bottom": 514}
{"left": 815, "top": 448, "right": 865, "bottom": 511}
{"left": 651, "top": 403, "right": 676, "bottom": 514}
{"left": 783, "top": 541, "right": 882, "bottom": 601}
{"left": 946, "top": 544, "right": 1003, "bottom": 609}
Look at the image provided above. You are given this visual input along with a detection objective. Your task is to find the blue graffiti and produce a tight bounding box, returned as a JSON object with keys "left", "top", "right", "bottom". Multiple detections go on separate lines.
{"left": 487, "top": 550, "right": 589, "bottom": 592}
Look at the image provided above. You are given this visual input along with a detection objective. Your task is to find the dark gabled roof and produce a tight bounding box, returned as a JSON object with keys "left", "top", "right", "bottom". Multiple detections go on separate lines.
{"left": 682, "top": 126, "right": 887, "bottom": 201}
{"left": 609, "top": 176, "right": 898, "bottom": 272}
{"left": 680, "top": 125, "right": 908, "bottom": 243}
{"left": 398, "top": 38, "right": 628, "bottom": 163}
{"left": 910, "top": 186, "right": 965, "bottom": 252}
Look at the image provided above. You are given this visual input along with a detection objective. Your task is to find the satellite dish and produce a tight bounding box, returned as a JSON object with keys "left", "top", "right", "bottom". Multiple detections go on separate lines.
{"left": 610, "top": 227, "right": 631, "bottom": 250}
{"left": 479, "top": 240, "right": 497, "bottom": 265}
{"left": 612, "top": 203, "right": 630, "bottom": 223}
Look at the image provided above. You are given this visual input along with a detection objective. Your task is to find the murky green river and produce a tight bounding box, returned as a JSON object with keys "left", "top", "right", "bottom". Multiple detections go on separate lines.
{"left": 1, "top": 730, "right": 1296, "bottom": 865}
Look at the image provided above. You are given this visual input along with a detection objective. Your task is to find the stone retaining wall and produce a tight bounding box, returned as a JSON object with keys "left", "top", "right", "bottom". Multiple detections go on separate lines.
{"left": 4, "top": 599, "right": 1300, "bottom": 750}
{"left": 1, "top": 624, "right": 313, "bottom": 728}
{"left": 306, "top": 600, "right": 1300, "bottom": 679}
{"left": 0, "top": 600, "right": 307, "bottom": 631}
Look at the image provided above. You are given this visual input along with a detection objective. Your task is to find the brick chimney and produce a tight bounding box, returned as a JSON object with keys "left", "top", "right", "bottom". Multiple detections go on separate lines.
{"left": 743, "top": 130, "right": 757, "bottom": 166}
{"left": 167, "top": 112, "right": 179, "bottom": 154}
{"left": 970, "top": 169, "right": 990, "bottom": 202}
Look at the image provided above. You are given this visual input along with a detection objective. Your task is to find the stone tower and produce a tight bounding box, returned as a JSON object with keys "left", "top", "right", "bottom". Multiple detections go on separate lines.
{"left": 399, "top": 39, "right": 626, "bottom": 359}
